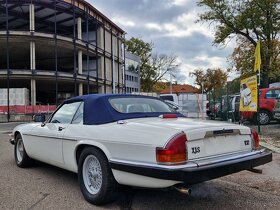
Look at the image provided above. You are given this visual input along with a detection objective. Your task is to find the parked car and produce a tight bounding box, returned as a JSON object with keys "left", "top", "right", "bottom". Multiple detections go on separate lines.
{"left": 9, "top": 94, "right": 272, "bottom": 205}
{"left": 206, "top": 100, "right": 219, "bottom": 119}
{"left": 273, "top": 93, "right": 280, "bottom": 122}
{"left": 213, "top": 95, "right": 236, "bottom": 121}
{"left": 228, "top": 94, "right": 240, "bottom": 122}
{"left": 160, "top": 93, "right": 207, "bottom": 118}
{"left": 241, "top": 87, "right": 280, "bottom": 125}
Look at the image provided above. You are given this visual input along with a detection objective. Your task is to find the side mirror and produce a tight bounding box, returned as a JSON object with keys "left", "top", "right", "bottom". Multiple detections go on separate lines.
{"left": 33, "top": 114, "right": 46, "bottom": 123}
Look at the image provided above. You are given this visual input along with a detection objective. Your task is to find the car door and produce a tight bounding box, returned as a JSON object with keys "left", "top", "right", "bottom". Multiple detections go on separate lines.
{"left": 27, "top": 101, "right": 82, "bottom": 166}
{"left": 62, "top": 102, "right": 84, "bottom": 172}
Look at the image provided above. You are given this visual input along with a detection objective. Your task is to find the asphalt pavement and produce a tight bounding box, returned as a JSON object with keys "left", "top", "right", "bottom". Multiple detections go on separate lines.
{"left": 0, "top": 124, "right": 280, "bottom": 210}
{"left": 0, "top": 122, "right": 26, "bottom": 134}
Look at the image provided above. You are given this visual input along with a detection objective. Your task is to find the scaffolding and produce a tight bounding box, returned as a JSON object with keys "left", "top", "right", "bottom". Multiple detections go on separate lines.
{"left": 0, "top": 0, "right": 126, "bottom": 122}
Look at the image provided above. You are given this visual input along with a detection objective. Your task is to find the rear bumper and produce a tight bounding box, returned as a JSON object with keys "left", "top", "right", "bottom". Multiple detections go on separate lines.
{"left": 110, "top": 151, "right": 272, "bottom": 185}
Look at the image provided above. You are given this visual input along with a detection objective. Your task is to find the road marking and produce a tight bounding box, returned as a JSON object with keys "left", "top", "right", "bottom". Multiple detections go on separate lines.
{"left": 27, "top": 193, "right": 50, "bottom": 210}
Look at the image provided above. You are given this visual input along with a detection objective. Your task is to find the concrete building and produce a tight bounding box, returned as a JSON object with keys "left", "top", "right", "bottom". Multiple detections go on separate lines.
{"left": 0, "top": 0, "right": 125, "bottom": 106}
{"left": 125, "top": 51, "right": 141, "bottom": 93}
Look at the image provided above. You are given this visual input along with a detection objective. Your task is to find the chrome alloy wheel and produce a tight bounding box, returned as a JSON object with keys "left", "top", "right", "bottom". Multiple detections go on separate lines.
{"left": 83, "top": 155, "right": 103, "bottom": 195}
{"left": 16, "top": 138, "right": 24, "bottom": 163}
{"left": 259, "top": 112, "right": 270, "bottom": 125}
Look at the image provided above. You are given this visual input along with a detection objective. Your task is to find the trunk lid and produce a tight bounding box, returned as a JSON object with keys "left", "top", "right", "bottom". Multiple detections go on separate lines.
{"left": 125, "top": 117, "right": 253, "bottom": 160}
{"left": 186, "top": 127, "right": 252, "bottom": 160}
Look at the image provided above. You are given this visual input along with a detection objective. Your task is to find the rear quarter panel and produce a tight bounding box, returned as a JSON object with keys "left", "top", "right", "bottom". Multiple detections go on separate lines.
{"left": 63, "top": 122, "right": 178, "bottom": 171}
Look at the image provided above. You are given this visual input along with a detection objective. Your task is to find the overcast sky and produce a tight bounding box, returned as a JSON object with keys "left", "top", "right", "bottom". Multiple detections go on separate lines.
{"left": 88, "top": 0, "right": 236, "bottom": 85}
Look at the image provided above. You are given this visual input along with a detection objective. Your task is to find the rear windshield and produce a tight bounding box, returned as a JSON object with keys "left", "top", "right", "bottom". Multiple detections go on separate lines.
{"left": 109, "top": 97, "right": 172, "bottom": 113}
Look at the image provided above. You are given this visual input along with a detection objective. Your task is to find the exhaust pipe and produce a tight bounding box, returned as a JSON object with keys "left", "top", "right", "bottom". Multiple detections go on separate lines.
{"left": 173, "top": 186, "right": 192, "bottom": 195}
{"left": 248, "top": 168, "right": 262, "bottom": 174}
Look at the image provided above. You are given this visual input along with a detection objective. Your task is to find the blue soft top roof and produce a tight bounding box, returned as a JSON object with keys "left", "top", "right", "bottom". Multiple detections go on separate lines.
{"left": 65, "top": 94, "right": 184, "bottom": 125}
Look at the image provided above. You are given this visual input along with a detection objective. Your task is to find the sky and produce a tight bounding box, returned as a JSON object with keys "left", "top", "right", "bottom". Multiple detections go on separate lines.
{"left": 88, "top": 0, "right": 236, "bottom": 85}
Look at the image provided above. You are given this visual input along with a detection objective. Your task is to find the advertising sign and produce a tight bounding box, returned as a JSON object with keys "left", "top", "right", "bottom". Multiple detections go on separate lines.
{"left": 240, "top": 75, "right": 258, "bottom": 112}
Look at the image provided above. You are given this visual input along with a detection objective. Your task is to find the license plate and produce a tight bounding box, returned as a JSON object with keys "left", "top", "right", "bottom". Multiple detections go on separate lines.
{"left": 274, "top": 112, "right": 280, "bottom": 119}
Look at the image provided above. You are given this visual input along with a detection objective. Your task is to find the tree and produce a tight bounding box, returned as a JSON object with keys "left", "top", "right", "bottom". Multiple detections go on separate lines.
{"left": 230, "top": 36, "right": 280, "bottom": 81}
{"left": 126, "top": 37, "right": 179, "bottom": 92}
{"left": 197, "top": 0, "right": 280, "bottom": 87}
{"left": 126, "top": 37, "right": 153, "bottom": 71}
{"left": 190, "top": 68, "right": 228, "bottom": 92}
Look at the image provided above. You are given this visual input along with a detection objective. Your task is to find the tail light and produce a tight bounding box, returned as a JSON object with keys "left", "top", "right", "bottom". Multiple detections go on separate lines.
{"left": 250, "top": 128, "right": 260, "bottom": 150}
{"left": 156, "top": 132, "right": 187, "bottom": 165}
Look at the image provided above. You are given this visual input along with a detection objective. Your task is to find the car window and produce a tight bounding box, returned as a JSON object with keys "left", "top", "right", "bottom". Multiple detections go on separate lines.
{"left": 109, "top": 97, "right": 172, "bottom": 113}
{"left": 50, "top": 102, "right": 82, "bottom": 124}
{"left": 72, "top": 102, "right": 84, "bottom": 124}
{"left": 265, "top": 90, "right": 280, "bottom": 99}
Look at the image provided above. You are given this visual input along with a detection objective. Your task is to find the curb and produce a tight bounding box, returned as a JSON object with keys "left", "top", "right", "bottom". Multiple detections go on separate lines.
{"left": 260, "top": 142, "right": 280, "bottom": 153}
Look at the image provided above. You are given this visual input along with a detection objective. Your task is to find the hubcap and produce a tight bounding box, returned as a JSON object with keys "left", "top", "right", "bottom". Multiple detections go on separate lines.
{"left": 16, "top": 139, "right": 24, "bottom": 163}
{"left": 83, "top": 155, "right": 102, "bottom": 195}
{"left": 259, "top": 113, "right": 269, "bottom": 125}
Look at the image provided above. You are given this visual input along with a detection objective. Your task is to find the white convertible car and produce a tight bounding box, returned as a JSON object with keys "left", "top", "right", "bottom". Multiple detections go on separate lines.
{"left": 10, "top": 94, "right": 272, "bottom": 205}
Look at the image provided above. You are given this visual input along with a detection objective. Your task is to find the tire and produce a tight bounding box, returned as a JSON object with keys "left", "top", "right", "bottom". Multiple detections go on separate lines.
{"left": 14, "top": 134, "right": 34, "bottom": 168}
{"left": 78, "top": 147, "right": 118, "bottom": 205}
{"left": 254, "top": 110, "right": 271, "bottom": 125}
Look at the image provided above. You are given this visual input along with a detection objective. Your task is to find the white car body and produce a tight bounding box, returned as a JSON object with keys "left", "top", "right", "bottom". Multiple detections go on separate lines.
{"left": 14, "top": 118, "right": 256, "bottom": 187}
{"left": 10, "top": 94, "right": 272, "bottom": 205}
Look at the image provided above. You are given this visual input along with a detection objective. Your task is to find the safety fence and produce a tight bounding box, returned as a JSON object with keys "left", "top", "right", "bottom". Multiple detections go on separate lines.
{"left": 0, "top": 105, "right": 56, "bottom": 123}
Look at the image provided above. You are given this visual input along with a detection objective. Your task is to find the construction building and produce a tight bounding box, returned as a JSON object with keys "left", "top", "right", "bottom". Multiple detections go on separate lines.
{"left": 0, "top": 0, "right": 125, "bottom": 109}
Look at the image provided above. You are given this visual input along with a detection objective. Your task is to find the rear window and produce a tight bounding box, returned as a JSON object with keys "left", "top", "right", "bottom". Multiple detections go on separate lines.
{"left": 109, "top": 97, "right": 172, "bottom": 113}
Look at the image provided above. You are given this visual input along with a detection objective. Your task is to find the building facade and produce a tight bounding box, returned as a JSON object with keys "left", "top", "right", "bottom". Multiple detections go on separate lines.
{"left": 0, "top": 0, "right": 125, "bottom": 107}
{"left": 125, "top": 51, "right": 140, "bottom": 93}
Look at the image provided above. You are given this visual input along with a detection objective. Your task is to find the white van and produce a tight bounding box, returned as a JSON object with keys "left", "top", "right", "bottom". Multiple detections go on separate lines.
{"left": 160, "top": 93, "right": 207, "bottom": 118}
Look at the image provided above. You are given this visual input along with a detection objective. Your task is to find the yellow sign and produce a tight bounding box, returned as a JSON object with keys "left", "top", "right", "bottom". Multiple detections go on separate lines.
{"left": 253, "top": 40, "right": 261, "bottom": 72}
{"left": 240, "top": 75, "right": 258, "bottom": 112}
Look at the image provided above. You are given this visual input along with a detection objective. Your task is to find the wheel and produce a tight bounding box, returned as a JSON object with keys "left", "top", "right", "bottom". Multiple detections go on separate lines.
{"left": 254, "top": 110, "right": 271, "bottom": 125}
{"left": 14, "top": 134, "right": 34, "bottom": 168}
{"left": 78, "top": 147, "right": 118, "bottom": 205}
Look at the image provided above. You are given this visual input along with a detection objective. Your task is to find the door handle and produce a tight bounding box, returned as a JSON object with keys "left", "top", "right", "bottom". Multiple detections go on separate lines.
{"left": 58, "top": 126, "right": 65, "bottom": 131}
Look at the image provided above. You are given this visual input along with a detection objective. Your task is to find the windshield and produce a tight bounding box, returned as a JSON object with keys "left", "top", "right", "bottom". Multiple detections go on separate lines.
{"left": 109, "top": 97, "right": 172, "bottom": 113}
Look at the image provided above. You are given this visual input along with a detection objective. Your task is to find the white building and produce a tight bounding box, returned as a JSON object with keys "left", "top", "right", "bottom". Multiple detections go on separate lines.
{"left": 125, "top": 51, "right": 141, "bottom": 93}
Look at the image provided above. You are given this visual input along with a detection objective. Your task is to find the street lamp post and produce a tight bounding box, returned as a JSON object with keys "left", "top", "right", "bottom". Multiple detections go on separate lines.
{"left": 170, "top": 70, "right": 172, "bottom": 94}
{"left": 202, "top": 83, "right": 204, "bottom": 119}
{"left": 169, "top": 65, "right": 179, "bottom": 94}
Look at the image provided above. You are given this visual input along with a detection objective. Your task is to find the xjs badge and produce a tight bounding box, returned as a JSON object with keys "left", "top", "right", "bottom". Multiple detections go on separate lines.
{"left": 192, "top": 147, "right": 200, "bottom": 154}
